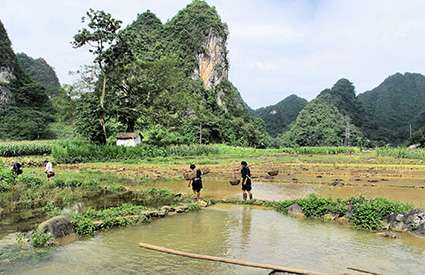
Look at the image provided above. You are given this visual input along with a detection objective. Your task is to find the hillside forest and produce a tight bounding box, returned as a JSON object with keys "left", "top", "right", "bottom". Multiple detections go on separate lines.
{"left": 1, "top": 0, "right": 425, "bottom": 147}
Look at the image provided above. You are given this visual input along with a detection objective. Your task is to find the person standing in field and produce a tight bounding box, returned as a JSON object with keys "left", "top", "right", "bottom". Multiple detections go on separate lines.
{"left": 188, "top": 164, "right": 203, "bottom": 201}
{"left": 44, "top": 160, "right": 55, "bottom": 181}
{"left": 240, "top": 161, "right": 253, "bottom": 201}
{"left": 11, "top": 161, "right": 23, "bottom": 176}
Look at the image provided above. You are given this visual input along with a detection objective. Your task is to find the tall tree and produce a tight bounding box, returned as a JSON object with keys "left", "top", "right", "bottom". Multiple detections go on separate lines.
{"left": 72, "top": 9, "right": 122, "bottom": 144}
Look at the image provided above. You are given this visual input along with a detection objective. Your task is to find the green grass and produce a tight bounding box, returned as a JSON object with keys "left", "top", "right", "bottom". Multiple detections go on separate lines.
{"left": 377, "top": 147, "right": 425, "bottom": 161}
{"left": 52, "top": 141, "right": 220, "bottom": 163}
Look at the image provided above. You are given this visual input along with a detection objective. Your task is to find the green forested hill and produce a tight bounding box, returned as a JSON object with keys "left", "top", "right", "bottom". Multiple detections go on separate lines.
{"left": 317, "top": 79, "right": 364, "bottom": 127}
{"left": 358, "top": 73, "right": 425, "bottom": 145}
{"left": 16, "top": 53, "right": 61, "bottom": 97}
{"left": 254, "top": 95, "right": 307, "bottom": 137}
{"left": 74, "top": 0, "right": 269, "bottom": 146}
{"left": 280, "top": 79, "right": 364, "bottom": 146}
{"left": 0, "top": 19, "right": 52, "bottom": 140}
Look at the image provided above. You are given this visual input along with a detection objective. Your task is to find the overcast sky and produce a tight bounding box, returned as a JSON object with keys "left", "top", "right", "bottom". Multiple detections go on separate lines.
{"left": 1, "top": 0, "right": 425, "bottom": 108}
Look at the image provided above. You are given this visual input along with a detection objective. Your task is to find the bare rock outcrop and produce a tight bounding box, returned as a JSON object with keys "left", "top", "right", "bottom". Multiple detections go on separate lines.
{"left": 193, "top": 29, "right": 228, "bottom": 90}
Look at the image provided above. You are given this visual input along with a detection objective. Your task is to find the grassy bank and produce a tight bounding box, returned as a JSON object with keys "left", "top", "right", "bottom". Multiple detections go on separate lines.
{"left": 218, "top": 195, "right": 412, "bottom": 231}
{"left": 273, "top": 195, "right": 412, "bottom": 231}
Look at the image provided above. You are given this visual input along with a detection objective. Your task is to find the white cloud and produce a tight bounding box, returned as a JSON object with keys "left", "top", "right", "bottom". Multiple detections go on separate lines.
{"left": 1, "top": 0, "right": 425, "bottom": 108}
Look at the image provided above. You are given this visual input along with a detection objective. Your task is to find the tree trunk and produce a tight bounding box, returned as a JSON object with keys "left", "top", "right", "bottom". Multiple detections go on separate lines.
{"left": 98, "top": 76, "right": 108, "bottom": 144}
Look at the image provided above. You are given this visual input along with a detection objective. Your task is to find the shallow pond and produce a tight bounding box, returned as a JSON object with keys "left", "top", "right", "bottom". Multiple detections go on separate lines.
{"left": 2, "top": 205, "right": 424, "bottom": 275}
{"left": 140, "top": 178, "right": 425, "bottom": 208}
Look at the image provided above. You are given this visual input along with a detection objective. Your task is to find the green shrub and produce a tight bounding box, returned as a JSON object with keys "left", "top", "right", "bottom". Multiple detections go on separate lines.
{"left": 0, "top": 142, "right": 52, "bottom": 157}
{"left": 297, "top": 194, "right": 347, "bottom": 217}
{"left": 71, "top": 204, "right": 148, "bottom": 235}
{"left": 16, "top": 174, "right": 44, "bottom": 188}
{"left": 31, "top": 231, "right": 52, "bottom": 248}
{"left": 71, "top": 215, "right": 96, "bottom": 236}
{"left": 351, "top": 197, "right": 412, "bottom": 230}
{"left": 273, "top": 195, "right": 412, "bottom": 231}
{"left": 0, "top": 166, "right": 15, "bottom": 192}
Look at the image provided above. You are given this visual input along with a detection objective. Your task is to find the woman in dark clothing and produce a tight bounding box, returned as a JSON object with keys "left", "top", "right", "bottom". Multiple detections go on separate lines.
{"left": 11, "top": 161, "right": 23, "bottom": 176}
{"left": 188, "top": 164, "right": 203, "bottom": 200}
{"left": 240, "top": 161, "right": 253, "bottom": 201}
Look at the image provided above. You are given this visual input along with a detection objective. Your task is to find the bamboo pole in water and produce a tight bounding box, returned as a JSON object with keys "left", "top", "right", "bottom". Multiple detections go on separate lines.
{"left": 138, "top": 242, "right": 370, "bottom": 275}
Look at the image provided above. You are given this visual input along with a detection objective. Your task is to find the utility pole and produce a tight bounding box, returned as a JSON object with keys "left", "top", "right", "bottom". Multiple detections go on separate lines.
{"left": 344, "top": 123, "right": 350, "bottom": 146}
{"left": 409, "top": 123, "right": 412, "bottom": 139}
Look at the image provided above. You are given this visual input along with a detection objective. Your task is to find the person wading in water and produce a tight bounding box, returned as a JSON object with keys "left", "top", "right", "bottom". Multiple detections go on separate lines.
{"left": 188, "top": 164, "right": 203, "bottom": 201}
{"left": 240, "top": 161, "right": 253, "bottom": 200}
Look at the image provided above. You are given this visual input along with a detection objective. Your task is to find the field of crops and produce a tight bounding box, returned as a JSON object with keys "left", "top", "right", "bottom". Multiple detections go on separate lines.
{"left": 0, "top": 142, "right": 52, "bottom": 157}
{"left": 377, "top": 147, "right": 425, "bottom": 161}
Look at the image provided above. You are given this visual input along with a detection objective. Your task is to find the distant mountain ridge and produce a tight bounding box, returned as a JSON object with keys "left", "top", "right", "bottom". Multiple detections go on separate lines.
{"left": 16, "top": 53, "right": 61, "bottom": 97}
{"left": 358, "top": 72, "right": 425, "bottom": 145}
{"left": 262, "top": 72, "right": 425, "bottom": 146}
{"left": 254, "top": 95, "right": 307, "bottom": 136}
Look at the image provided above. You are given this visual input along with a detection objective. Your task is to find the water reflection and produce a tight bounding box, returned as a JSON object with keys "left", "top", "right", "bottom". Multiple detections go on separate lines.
{"left": 1, "top": 205, "right": 425, "bottom": 275}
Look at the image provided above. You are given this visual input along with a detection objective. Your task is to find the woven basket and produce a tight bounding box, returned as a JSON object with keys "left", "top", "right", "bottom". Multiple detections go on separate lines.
{"left": 183, "top": 172, "right": 193, "bottom": 180}
{"left": 202, "top": 167, "right": 210, "bottom": 175}
{"left": 267, "top": 170, "right": 279, "bottom": 176}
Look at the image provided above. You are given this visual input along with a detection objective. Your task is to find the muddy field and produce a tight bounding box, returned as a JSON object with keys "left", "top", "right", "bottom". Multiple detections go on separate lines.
{"left": 50, "top": 153, "right": 425, "bottom": 208}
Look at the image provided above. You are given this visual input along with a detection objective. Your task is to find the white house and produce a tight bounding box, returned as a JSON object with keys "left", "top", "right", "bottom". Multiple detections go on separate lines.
{"left": 116, "top": 132, "right": 141, "bottom": 147}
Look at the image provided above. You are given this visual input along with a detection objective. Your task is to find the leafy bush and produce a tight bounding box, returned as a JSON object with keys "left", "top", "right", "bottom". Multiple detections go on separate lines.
{"left": 71, "top": 204, "right": 148, "bottom": 235}
{"left": 273, "top": 195, "right": 412, "bottom": 231}
{"left": 16, "top": 174, "right": 44, "bottom": 188}
{"left": 31, "top": 231, "right": 52, "bottom": 248}
{"left": 0, "top": 142, "right": 52, "bottom": 157}
{"left": 295, "top": 195, "right": 347, "bottom": 217}
{"left": 0, "top": 166, "right": 15, "bottom": 192}
{"left": 351, "top": 197, "right": 412, "bottom": 230}
{"left": 71, "top": 215, "right": 96, "bottom": 236}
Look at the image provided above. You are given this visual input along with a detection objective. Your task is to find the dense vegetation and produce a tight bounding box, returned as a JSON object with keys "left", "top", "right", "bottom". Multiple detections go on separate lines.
{"left": 71, "top": 1, "right": 269, "bottom": 147}
{"left": 0, "top": 141, "right": 52, "bottom": 157}
{"left": 273, "top": 195, "right": 412, "bottom": 231}
{"left": 16, "top": 53, "right": 61, "bottom": 97}
{"left": 254, "top": 95, "right": 307, "bottom": 137}
{"left": 52, "top": 141, "right": 219, "bottom": 163}
{"left": 0, "top": 20, "right": 53, "bottom": 140}
{"left": 358, "top": 73, "right": 425, "bottom": 145}
{"left": 268, "top": 74, "right": 425, "bottom": 147}
{"left": 280, "top": 99, "right": 364, "bottom": 147}
{"left": 376, "top": 147, "right": 425, "bottom": 161}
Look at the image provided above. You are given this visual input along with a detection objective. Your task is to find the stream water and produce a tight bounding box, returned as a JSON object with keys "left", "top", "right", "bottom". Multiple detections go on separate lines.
{"left": 1, "top": 205, "right": 424, "bottom": 275}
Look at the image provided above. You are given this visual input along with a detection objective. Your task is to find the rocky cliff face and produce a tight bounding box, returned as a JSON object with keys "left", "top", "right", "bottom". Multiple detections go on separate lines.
{"left": 0, "top": 66, "right": 14, "bottom": 106}
{"left": 0, "top": 19, "right": 16, "bottom": 107}
{"left": 193, "top": 29, "right": 228, "bottom": 89}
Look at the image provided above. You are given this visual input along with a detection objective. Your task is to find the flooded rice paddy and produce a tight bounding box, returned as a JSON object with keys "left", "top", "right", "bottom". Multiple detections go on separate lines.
{"left": 1, "top": 205, "right": 424, "bottom": 275}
